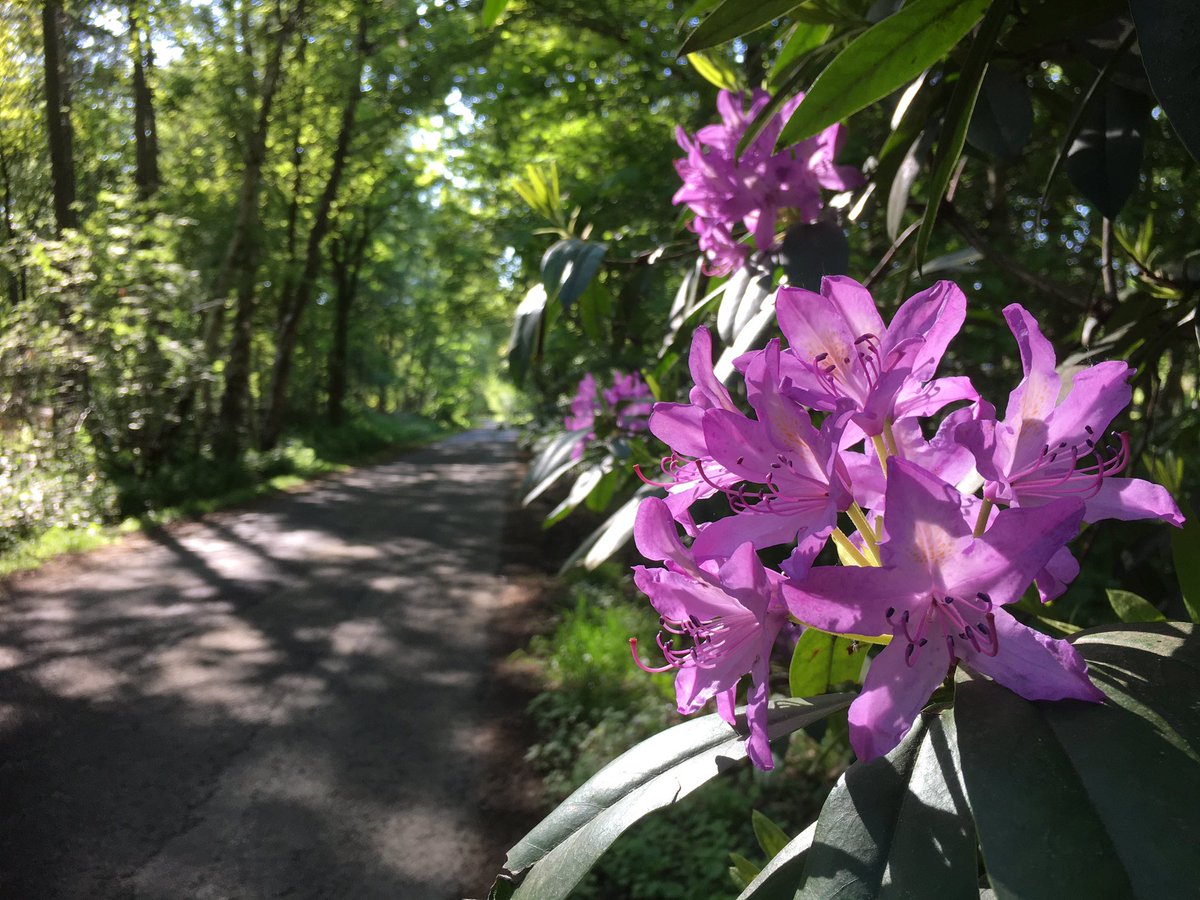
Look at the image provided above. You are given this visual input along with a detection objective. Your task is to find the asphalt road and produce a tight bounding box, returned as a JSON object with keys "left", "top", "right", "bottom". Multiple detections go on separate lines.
{"left": 0, "top": 429, "right": 528, "bottom": 899}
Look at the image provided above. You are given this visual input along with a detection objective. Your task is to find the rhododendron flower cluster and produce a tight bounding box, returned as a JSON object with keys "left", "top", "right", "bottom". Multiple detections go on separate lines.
{"left": 632, "top": 276, "right": 1182, "bottom": 767}
{"left": 673, "top": 90, "right": 862, "bottom": 276}
{"left": 565, "top": 370, "right": 654, "bottom": 460}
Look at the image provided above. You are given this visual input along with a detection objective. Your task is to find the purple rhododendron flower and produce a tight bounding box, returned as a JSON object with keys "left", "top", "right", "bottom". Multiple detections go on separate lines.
{"left": 603, "top": 371, "right": 654, "bottom": 434}
{"left": 565, "top": 370, "right": 654, "bottom": 460}
{"left": 772, "top": 276, "right": 974, "bottom": 437}
{"left": 564, "top": 373, "right": 600, "bottom": 460}
{"left": 628, "top": 275, "right": 1180, "bottom": 770}
{"left": 958, "top": 304, "right": 1183, "bottom": 527}
{"left": 692, "top": 338, "right": 850, "bottom": 560}
{"left": 647, "top": 327, "right": 744, "bottom": 532}
{"left": 630, "top": 497, "right": 794, "bottom": 770}
{"left": 674, "top": 90, "right": 861, "bottom": 275}
{"left": 783, "top": 459, "right": 1103, "bottom": 760}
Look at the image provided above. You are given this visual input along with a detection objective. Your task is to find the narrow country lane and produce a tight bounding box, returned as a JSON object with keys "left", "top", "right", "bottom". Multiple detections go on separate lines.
{"left": 0, "top": 430, "right": 534, "bottom": 900}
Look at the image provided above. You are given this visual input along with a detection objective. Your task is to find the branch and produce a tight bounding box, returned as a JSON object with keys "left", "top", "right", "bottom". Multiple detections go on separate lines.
{"left": 941, "top": 204, "right": 1089, "bottom": 309}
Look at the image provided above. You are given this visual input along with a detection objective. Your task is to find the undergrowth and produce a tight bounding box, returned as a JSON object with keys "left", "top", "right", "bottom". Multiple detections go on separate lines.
{"left": 518, "top": 565, "right": 851, "bottom": 899}
{"left": 0, "top": 411, "right": 450, "bottom": 577}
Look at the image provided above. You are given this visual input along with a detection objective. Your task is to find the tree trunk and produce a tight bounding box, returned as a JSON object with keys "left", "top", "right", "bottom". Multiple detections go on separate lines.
{"left": 0, "top": 146, "right": 20, "bottom": 306}
{"left": 327, "top": 221, "right": 370, "bottom": 426}
{"left": 41, "top": 0, "right": 77, "bottom": 233}
{"left": 259, "top": 9, "right": 370, "bottom": 450}
{"left": 129, "top": 2, "right": 160, "bottom": 201}
{"left": 210, "top": 1, "right": 307, "bottom": 459}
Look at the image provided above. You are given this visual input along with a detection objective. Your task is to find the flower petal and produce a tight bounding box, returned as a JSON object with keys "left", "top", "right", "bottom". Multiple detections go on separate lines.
{"left": 1035, "top": 545, "right": 1079, "bottom": 602}
{"left": 880, "top": 458, "right": 973, "bottom": 576}
{"left": 1084, "top": 477, "right": 1185, "bottom": 526}
{"left": 941, "top": 499, "right": 1084, "bottom": 605}
{"left": 848, "top": 638, "right": 950, "bottom": 760}
{"left": 964, "top": 610, "right": 1105, "bottom": 702}
{"left": 744, "top": 655, "right": 774, "bottom": 770}
{"left": 1001, "top": 303, "right": 1061, "bottom": 424}
{"left": 1044, "top": 360, "right": 1132, "bottom": 449}
{"left": 782, "top": 565, "right": 911, "bottom": 638}
{"left": 634, "top": 497, "right": 697, "bottom": 573}
{"left": 886, "top": 280, "right": 966, "bottom": 382}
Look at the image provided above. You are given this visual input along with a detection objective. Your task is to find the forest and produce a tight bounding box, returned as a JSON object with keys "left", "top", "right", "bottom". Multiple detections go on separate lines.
{"left": 3, "top": 0, "right": 1200, "bottom": 898}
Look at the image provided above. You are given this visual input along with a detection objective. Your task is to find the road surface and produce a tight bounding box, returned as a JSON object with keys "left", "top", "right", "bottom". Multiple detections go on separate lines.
{"left": 0, "top": 429, "right": 536, "bottom": 899}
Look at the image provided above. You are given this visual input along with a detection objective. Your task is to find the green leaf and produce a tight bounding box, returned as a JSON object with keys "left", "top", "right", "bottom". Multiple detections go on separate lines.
{"left": 560, "top": 487, "right": 652, "bottom": 572}
{"left": 797, "top": 710, "right": 977, "bottom": 899}
{"left": 752, "top": 810, "right": 792, "bottom": 861}
{"left": 681, "top": 0, "right": 803, "bottom": 54}
{"left": 687, "top": 50, "right": 742, "bottom": 90}
{"left": 736, "top": 822, "right": 815, "bottom": 900}
{"left": 577, "top": 279, "right": 610, "bottom": 342}
{"left": 506, "top": 284, "right": 548, "bottom": 385}
{"left": 957, "top": 623, "right": 1200, "bottom": 900}
{"left": 776, "top": 0, "right": 991, "bottom": 147}
{"left": 915, "top": 0, "right": 1011, "bottom": 270}
{"left": 1106, "top": 588, "right": 1166, "bottom": 623}
{"left": 481, "top": 0, "right": 509, "bottom": 27}
{"left": 1065, "top": 83, "right": 1153, "bottom": 220}
{"left": 730, "top": 852, "right": 762, "bottom": 890}
{"left": 1034, "top": 28, "right": 1135, "bottom": 223}
{"left": 1171, "top": 501, "right": 1200, "bottom": 623}
{"left": 543, "top": 463, "right": 609, "bottom": 527}
{"left": 777, "top": 221, "right": 851, "bottom": 291}
{"left": 768, "top": 21, "right": 835, "bottom": 86}
{"left": 522, "top": 430, "right": 586, "bottom": 505}
{"left": 501, "top": 695, "right": 854, "bottom": 899}
{"left": 966, "top": 66, "right": 1033, "bottom": 160}
{"left": 541, "top": 239, "right": 607, "bottom": 309}
{"left": 886, "top": 130, "right": 933, "bottom": 241}
{"left": 1128, "top": 0, "right": 1200, "bottom": 162}
{"left": 789, "top": 628, "right": 865, "bottom": 698}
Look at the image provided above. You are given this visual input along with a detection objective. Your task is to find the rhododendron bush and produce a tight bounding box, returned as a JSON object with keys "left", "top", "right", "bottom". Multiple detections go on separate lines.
{"left": 490, "top": 0, "right": 1200, "bottom": 897}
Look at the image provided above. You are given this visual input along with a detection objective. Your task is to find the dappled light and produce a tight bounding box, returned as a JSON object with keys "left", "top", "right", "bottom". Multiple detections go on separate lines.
{"left": 3, "top": 0, "right": 1200, "bottom": 897}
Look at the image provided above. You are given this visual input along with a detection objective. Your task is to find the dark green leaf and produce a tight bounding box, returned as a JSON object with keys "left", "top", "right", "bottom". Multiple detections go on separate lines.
{"left": 776, "top": 0, "right": 991, "bottom": 147}
{"left": 1071, "top": 623, "right": 1200, "bottom": 758}
{"left": 777, "top": 222, "right": 851, "bottom": 291}
{"left": 966, "top": 66, "right": 1033, "bottom": 160}
{"left": 503, "top": 695, "right": 854, "bottom": 899}
{"left": 789, "top": 628, "right": 864, "bottom": 698}
{"left": 1129, "top": 0, "right": 1200, "bottom": 160}
{"left": 916, "top": 0, "right": 1011, "bottom": 271}
{"left": 681, "top": 0, "right": 804, "bottom": 53}
{"left": 1065, "top": 83, "right": 1152, "bottom": 220}
{"left": 1034, "top": 27, "right": 1135, "bottom": 223}
{"left": 768, "top": 22, "right": 835, "bottom": 87}
{"left": 957, "top": 623, "right": 1200, "bottom": 900}
{"left": 1171, "top": 501, "right": 1200, "bottom": 622}
{"left": 577, "top": 278, "right": 611, "bottom": 342}
{"left": 737, "top": 822, "right": 815, "bottom": 900}
{"left": 541, "top": 238, "right": 607, "bottom": 309}
{"left": 753, "top": 810, "right": 792, "bottom": 861}
{"left": 798, "top": 710, "right": 977, "bottom": 900}
{"left": 1106, "top": 588, "right": 1166, "bottom": 623}
{"left": 1001, "top": 0, "right": 1126, "bottom": 54}
{"left": 506, "top": 284, "right": 548, "bottom": 386}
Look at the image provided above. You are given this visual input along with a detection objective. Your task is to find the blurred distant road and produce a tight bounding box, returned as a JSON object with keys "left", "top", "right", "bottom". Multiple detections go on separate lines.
{"left": 0, "top": 429, "right": 528, "bottom": 899}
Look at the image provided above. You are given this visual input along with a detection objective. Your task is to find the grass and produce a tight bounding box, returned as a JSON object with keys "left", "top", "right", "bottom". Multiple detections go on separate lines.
{"left": 0, "top": 412, "right": 453, "bottom": 578}
{"left": 517, "top": 566, "right": 850, "bottom": 899}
